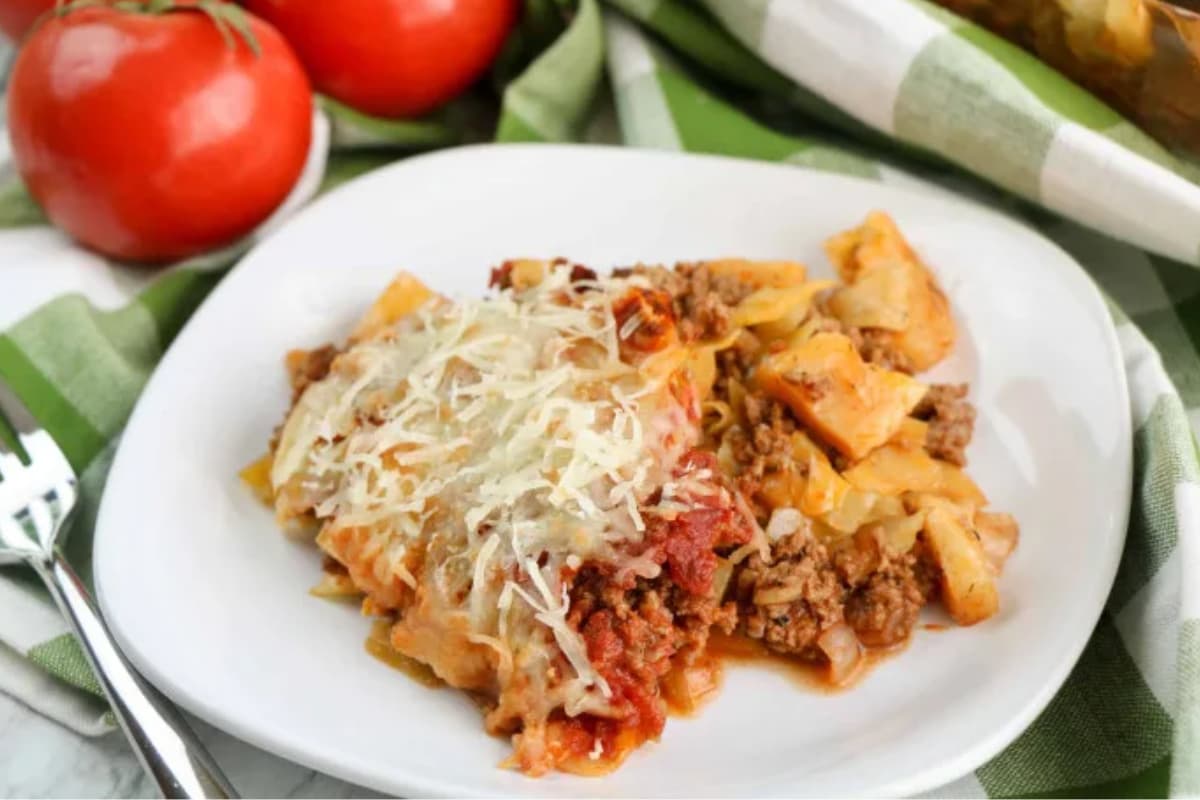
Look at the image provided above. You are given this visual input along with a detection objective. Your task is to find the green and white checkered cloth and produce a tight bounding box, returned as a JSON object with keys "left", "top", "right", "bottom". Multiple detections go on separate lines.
{"left": 1, "top": 0, "right": 1198, "bottom": 795}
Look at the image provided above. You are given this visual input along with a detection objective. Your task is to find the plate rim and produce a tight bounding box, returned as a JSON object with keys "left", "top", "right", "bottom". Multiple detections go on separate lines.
{"left": 94, "top": 142, "right": 1134, "bottom": 797}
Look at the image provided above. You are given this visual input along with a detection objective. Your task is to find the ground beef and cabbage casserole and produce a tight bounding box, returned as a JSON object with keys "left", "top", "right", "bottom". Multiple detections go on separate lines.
{"left": 241, "top": 211, "right": 1019, "bottom": 776}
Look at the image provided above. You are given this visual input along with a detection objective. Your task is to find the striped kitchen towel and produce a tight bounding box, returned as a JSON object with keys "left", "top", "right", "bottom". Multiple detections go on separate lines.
{"left": 1, "top": 0, "right": 1197, "bottom": 795}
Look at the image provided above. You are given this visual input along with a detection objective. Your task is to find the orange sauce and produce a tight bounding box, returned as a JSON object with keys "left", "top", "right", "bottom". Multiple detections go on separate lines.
{"left": 706, "top": 632, "right": 906, "bottom": 693}
{"left": 364, "top": 621, "right": 907, "bottom": 711}
{"left": 364, "top": 619, "right": 444, "bottom": 688}
{"left": 662, "top": 655, "right": 723, "bottom": 717}
{"left": 556, "top": 757, "right": 624, "bottom": 777}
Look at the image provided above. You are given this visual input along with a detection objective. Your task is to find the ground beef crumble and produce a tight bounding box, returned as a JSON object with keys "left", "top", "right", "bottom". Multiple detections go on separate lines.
{"left": 569, "top": 571, "right": 738, "bottom": 668}
{"left": 843, "top": 556, "right": 925, "bottom": 648}
{"left": 735, "top": 530, "right": 844, "bottom": 658}
{"left": 590, "top": 264, "right": 964, "bottom": 674}
{"left": 284, "top": 344, "right": 338, "bottom": 404}
{"left": 913, "top": 383, "right": 976, "bottom": 466}
{"left": 724, "top": 394, "right": 798, "bottom": 518}
{"left": 617, "top": 262, "right": 754, "bottom": 342}
{"left": 846, "top": 326, "right": 914, "bottom": 373}
{"left": 567, "top": 568, "right": 738, "bottom": 735}
{"left": 716, "top": 378, "right": 857, "bottom": 512}
{"left": 737, "top": 528, "right": 940, "bottom": 656}
{"left": 810, "top": 290, "right": 915, "bottom": 373}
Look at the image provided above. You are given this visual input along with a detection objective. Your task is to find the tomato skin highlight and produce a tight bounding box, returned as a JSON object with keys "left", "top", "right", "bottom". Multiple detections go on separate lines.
{"left": 6, "top": 6, "right": 313, "bottom": 263}
{"left": 243, "top": 0, "right": 519, "bottom": 118}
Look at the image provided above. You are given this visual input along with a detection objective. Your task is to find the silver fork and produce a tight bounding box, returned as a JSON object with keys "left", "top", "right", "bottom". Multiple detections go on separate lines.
{"left": 0, "top": 379, "right": 236, "bottom": 798}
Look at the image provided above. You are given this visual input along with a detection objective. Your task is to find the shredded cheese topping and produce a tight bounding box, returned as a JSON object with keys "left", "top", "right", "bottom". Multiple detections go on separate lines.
{"left": 271, "top": 267, "right": 698, "bottom": 713}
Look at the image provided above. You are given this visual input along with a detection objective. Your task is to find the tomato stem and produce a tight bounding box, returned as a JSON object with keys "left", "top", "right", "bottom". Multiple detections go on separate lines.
{"left": 197, "top": 1, "right": 262, "bottom": 57}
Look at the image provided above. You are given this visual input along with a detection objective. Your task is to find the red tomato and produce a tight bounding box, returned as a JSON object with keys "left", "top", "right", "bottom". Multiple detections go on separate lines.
{"left": 0, "top": 0, "right": 54, "bottom": 40}
{"left": 7, "top": 4, "right": 313, "bottom": 262}
{"left": 243, "top": 0, "right": 518, "bottom": 118}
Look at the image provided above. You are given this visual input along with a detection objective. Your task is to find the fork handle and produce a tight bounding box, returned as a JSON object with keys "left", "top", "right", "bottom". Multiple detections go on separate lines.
{"left": 33, "top": 552, "right": 237, "bottom": 799}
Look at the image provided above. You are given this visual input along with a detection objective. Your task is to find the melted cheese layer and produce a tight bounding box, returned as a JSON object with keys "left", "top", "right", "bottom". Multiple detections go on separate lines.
{"left": 272, "top": 267, "right": 696, "bottom": 718}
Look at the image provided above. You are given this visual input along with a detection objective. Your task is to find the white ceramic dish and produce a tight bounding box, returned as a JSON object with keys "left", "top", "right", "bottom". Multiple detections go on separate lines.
{"left": 94, "top": 144, "right": 1131, "bottom": 798}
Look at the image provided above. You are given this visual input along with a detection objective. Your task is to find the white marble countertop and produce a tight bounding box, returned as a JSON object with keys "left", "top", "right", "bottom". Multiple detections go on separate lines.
{"left": 0, "top": 690, "right": 380, "bottom": 798}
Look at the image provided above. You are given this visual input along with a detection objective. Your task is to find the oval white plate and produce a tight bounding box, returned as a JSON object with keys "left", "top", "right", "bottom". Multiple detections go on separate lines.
{"left": 95, "top": 145, "right": 1131, "bottom": 798}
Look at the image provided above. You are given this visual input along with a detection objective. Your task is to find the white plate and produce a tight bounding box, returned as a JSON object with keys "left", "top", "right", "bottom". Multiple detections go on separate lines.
{"left": 94, "top": 145, "right": 1131, "bottom": 798}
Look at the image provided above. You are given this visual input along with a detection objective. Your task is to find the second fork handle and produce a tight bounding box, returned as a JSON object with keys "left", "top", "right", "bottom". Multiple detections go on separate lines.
{"left": 33, "top": 551, "right": 237, "bottom": 799}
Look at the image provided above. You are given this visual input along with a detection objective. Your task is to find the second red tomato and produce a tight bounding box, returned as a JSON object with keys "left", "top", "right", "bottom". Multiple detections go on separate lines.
{"left": 243, "top": 0, "right": 518, "bottom": 118}
{"left": 0, "top": 0, "right": 55, "bottom": 40}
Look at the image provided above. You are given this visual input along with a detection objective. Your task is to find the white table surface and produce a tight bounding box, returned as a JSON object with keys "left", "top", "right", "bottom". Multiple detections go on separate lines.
{"left": 0, "top": 689, "right": 379, "bottom": 798}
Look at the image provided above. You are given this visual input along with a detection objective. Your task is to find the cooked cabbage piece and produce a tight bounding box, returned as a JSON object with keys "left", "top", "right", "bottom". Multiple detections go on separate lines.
{"left": 842, "top": 443, "right": 987, "bottom": 507}
{"left": 351, "top": 271, "right": 435, "bottom": 341}
{"left": 754, "top": 331, "right": 927, "bottom": 460}
{"left": 824, "top": 212, "right": 955, "bottom": 372}
{"left": 703, "top": 258, "right": 806, "bottom": 289}
{"left": 922, "top": 502, "right": 999, "bottom": 625}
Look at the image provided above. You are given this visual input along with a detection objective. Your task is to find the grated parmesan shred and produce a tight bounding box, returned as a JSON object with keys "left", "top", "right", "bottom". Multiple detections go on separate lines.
{"left": 271, "top": 267, "right": 697, "bottom": 713}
